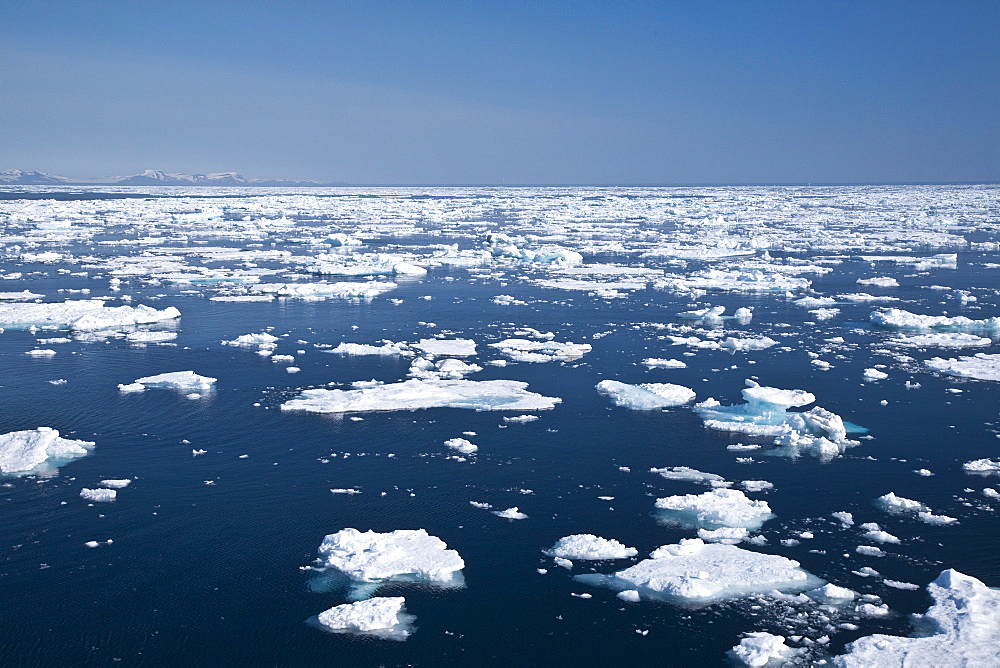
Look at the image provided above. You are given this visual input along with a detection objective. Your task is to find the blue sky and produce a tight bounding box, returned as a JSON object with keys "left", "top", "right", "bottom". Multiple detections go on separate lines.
{"left": 2, "top": 1, "right": 997, "bottom": 183}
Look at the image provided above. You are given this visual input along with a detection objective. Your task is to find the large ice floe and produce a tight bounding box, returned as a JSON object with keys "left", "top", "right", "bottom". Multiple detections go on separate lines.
{"left": 253, "top": 280, "right": 396, "bottom": 300}
{"left": 925, "top": 353, "right": 1000, "bottom": 382}
{"left": 694, "top": 381, "right": 861, "bottom": 460}
{"left": 886, "top": 332, "right": 992, "bottom": 349}
{"left": 654, "top": 488, "right": 774, "bottom": 532}
{"left": 833, "top": 569, "right": 1000, "bottom": 667}
{"left": 488, "top": 338, "right": 591, "bottom": 363}
{"left": 0, "top": 427, "right": 95, "bottom": 475}
{"left": 575, "top": 538, "right": 822, "bottom": 604}
{"left": 281, "top": 379, "right": 560, "bottom": 413}
{"left": 118, "top": 371, "right": 217, "bottom": 393}
{"left": 313, "top": 597, "right": 416, "bottom": 641}
{"left": 313, "top": 528, "right": 465, "bottom": 599}
{"left": 0, "top": 300, "right": 179, "bottom": 331}
{"left": 871, "top": 308, "right": 1000, "bottom": 331}
{"left": 542, "top": 534, "right": 638, "bottom": 561}
{"left": 595, "top": 380, "right": 695, "bottom": 409}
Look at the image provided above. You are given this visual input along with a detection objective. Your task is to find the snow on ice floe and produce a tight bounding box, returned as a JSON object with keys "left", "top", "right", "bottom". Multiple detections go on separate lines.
{"left": 0, "top": 427, "right": 95, "bottom": 475}
{"left": 80, "top": 487, "right": 116, "bottom": 502}
{"left": 313, "top": 597, "right": 415, "bottom": 641}
{"left": 412, "top": 338, "right": 477, "bottom": 357}
{"left": 118, "top": 371, "right": 217, "bottom": 393}
{"left": 886, "top": 332, "right": 992, "bottom": 348}
{"left": 281, "top": 379, "right": 560, "bottom": 414}
{"left": 642, "top": 358, "right": 687, "bottom": 369}
{"left": 443, "top": 438, "right": 477, "bottom": 454}
{"left": 925, "top": 353, "right": 1000, "bottom": 382}
{"left": 596, "top": 380, "right": 695, "bottom": 410}
{"left": 492, "top": 507, "right": 528, "bottom": 519}
{"left": 871, "top": 308, "right": 1000, "bottom": 331}
{"left": 314, "top": 528, "right": 464, "bottom": 597}
{"left": 963, "top": 459, "right": 1000, "bottom": 475}
{"left": 328, "top": 341, "right": 412, "bottom": 356}
{"left": 656, "top": 269, "right": 811, "bottom": 294}
{"left": 542, "top": 535, "right": 638, "bottom": 561}
{"left": 654, "top": 489, "right": 773, "bottom": 531}
{"left": 0, "top": 300, "right": 180, "bottom": 331}
{"left": 488, "top": 338, "right": 591, "bottom": 363}
{"left": 575, "top": 538, "right": 822, "bottom": 604}
{"left": 728, "top": 632, "right": 802, "bottom": 666}
{"left": 833, "top": 569, "right": 1000, "bottom": 667}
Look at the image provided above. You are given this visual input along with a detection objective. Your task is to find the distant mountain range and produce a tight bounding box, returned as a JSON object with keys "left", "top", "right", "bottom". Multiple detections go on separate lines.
{"left": 1, "top": 168, "right": 345, "bottom": 187}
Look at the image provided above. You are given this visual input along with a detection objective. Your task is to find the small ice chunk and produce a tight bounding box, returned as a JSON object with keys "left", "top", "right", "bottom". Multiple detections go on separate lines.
{"left": 616, "top": 589, "right": 641, "bottom": 603}
{"left": 642, "top": 358, "right": 687, "bottom": 369}
{"left": 883, "top": 579, "right": 920, "bottom": 590}
{"left": 80, "top": 488, "right": 116, "bottom": 502}
{"left": 543, "top": 534, "right": 638, "bottom": 560}
{"left": 926, "top": 353, "right": 1000, "bottom": 382}
{"left": 856, "top": 545, "right": 883, "bottom": 557}
{"left": 863, "top": 368, "right": 888, "bottom": 381}
{"left": 412, "top": 338, "right": 477, "bottom": 357}
{"left": 123, "top": 371, "right": 216, "bottom": 392}
{"left": 443, "top": 438, "right": 478, "bottom": 454}
{"left": 875, "top": 492, "right": 930, "bottom": 514}
{"left": 492, "top": 507, "right": 528, "bottom": 520}
{"left": 596, "top": 380, "right": 695, "bottom": 409}
{"left": 100, "top": 479, "right": 131, "bottom": 489}
{"left": 650, "top": 466, "right": 726, "bottom": 485}
{"left": 808, "top": 584, "right": 857, "bottom": 602}
{"left": 963, "top": 458, "right": 1000, "bottom": 475}
{"left": 654, "top": 488, "right": 774, "bottom": 531}
{"left": 729, "top": 632, "right": 801, "bottom": 666}
{"left": 316, "top": 528, "right": 464, "bottom": 590}
{"left": 25, "top": 349, "right": 57, "bottom": 357}
{"left": 831, "top": 511, "right": 855, "bottom": 527}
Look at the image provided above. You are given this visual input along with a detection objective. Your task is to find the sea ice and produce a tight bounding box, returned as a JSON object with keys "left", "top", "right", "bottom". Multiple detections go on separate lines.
{"left": 871, "top": 308, "right": 1000, "bottom": 331}
{"left": 875, "top": 492, "right": 930, "bottom": 514}
{"left": 650, "top": 466, "right": 727, "bottom": 485}
{"left": 887, "top": 332, "right": 992, "bottom": 349}
{"left": 0, "top": 427, "right": 95, "bottom": 475}
{"left": 120, "top": 371, "right": 217, "bottom": 393}
{"left": 642, "top": 358, "right": 687, "bottom": 369}
{"left": 925, "top": 353, "right": 1000, "bottom": 382}
{"left": 654, "top": 488, "right": 774, "bottom": 531}
{"left": 576, "top": 538, "right": 822, "bottom": 603}
{"left": 963, "top": 458, "right": 1000, "bottom": 475}
{"left": 281, "top": 379, "right": 560, "bottom": 414}
{"left": 492, "top": 507, "right": 528, "bottom": 519}
{"left": 100, "top": 479, "right": 131, "bottom": 489}
{"left": 314, "top": 597, "right": 415, "bottom": 641}
{"left": 596, "top": 380, "right": 695, "bottom": 409}
{"left": 543, "top": 534, "right": 638, "bottom": 560}
{"left": 412, "top": 338, "right": 477, "bottom": 357}
{"left": 443, "top": 438, "right": 478, "bottom": 454}
{"left": 328, "top": 341, "right": 411, "bottom": 356}
{"left": 729, "top": 632, "right": 801, "bottom": 666}
{"left": 489, "top": 338, "right": 591, "bottom": 362}
{"left": 80, "top": 488, "right": 116, "bottom": 502}
{"left": 833, "top": 569, "right": 1000, "bottom": 667}
{"left": 315, "top": 528, "right": 464, "bottom": 593}
{"left": 0, "top": 300, "right": 180, "bottom": 331}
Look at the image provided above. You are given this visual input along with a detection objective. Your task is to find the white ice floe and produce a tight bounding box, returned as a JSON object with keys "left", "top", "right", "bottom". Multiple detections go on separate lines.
{"left": 642, "top": 358, "right": 687, "bottom": 369}
{"left": 503, "top": 414, "right": 539, "bottom": 423}
{"left": 25, "top": 349, "right": 57, "bottom": 357}
{"left": 80, "top": 487, "right": 116, "bottom": 502}
{"left": 729, "top": 632, "right": 801, "bottom": 667}
{"left": 316, "top": 528, "right": 464, "bottom": 592}
{"left": 617, "top": 590, "right": 641, "bottom": 603}
{"left": 857, "top": 277, "right": 899, "bottom": 287}
{"left": 119, "top": 371, "right": 217, "bottom": 393}
{"left": 281, "top": 379, "right": 560, "bottom": 414}
{"left": 489, "top": 338, "right": 591, "bottom": 363}
{"left": 125, "top": 331, "right": 177, "bottom": 344}
{"left": 807, "top": 583, "right": 857, "bottom": 602}
{"left": 871, "top": 308, "right": 1000, "bottom": 331}
{"left": 444, "top": 438, "right": 478, "bottom": 454}
{"left": 223, "top": 332, "right": 279, "bottom": 348}
{"left": 0, "top": 427, "right": 95, "bottom": 475}
{"left": 328, "top": 341, "right": 411, "bottom": 356}
{"left": 875, "top": 492, "right": 930, "bottom": 514}
{"left": 963, "top": 458, "right": 1000, "bottom": 475}
{"left": 886, "top": 332, "right": 992, "bottom": 348}
{"left": 407, "top": 356, "right": 482, "bottom": 380}
{"left": 543, "top": 534, "right": 638, "bottom": 560}
{"left": 576, "top": 538, "right": 822, "bottom": 603}
{"left": 650, "top": 466, "right": 727, "bottom": 486}
{"left": 0, "top": 300, "right": 180, "bottom": 331}
{"left": 596, "top": 380, "right": 695, "bottom": 410}
{"left": 254, "top": 281, "right": 396, "bottom": 300}
{"left": 314, "top": 597, "right": 415, "bottom": 641}
{"left": 656, "top": 269, "right": 811, "bottom": 294}
{"left": 654, "top": 489, "right": 774, "bottom": 531}
{"left": 492, "top": 507, "right": 528, "bottom": 520}
{"left": 697, "top": 527, "right": 750, "bottom": 544}
{"left": 863, "top": 368, "right": 889, "bottom": 381}
{"left": 834, "top": 569, "right": 1000, "bottom": 667}
{"left": 100, "top": 479, "right": 131, "bottom": 489}
{"left": 412, "top": 338, "right": 477, "bottom": 357}
{"left": 925, "top": 353, "right": 1000, "bottom": 382}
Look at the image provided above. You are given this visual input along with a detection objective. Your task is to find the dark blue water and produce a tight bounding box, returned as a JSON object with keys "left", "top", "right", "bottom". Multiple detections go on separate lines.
{"left": 1, "top": 189, "right": 998, "bottom": 666}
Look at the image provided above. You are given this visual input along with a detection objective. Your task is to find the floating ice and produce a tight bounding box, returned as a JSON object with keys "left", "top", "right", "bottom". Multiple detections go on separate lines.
{"left": 492, "top": 507, "right": 528, "bottom": 520}
{"left": 0, "top": 300, "right": 180, "bottom": 331}
{"left": 328, "top": 341, "right": 411, "bottom": 356}
{"left": 314, "top": 597, "right": 415, "bottom": 641}
{"left": 408, "top": 356, "right": 482, "bottom": 380}
{"left": 857, "top": 277, "right": 899, "bottom": 287}
{"left": 223, "top": 332, "right": 279, "bottom": 348}
{"left": 863, "top": 368, "right": 889, "bottom": 381}
{"left": 925, "top": 353, "right": 1000, "bottom": 382}
{"left": 617, "top": 590, "right": 641, "bottom": 603}
{"left": 315, "top": 528, "right": 464, "bottom": 593}
{"left": 443, "top": 438, "right": 478, "bottom": 454}
{"left": 875, "top": 492, "right": 930, "bottom": 514}
{"left": 576, "top": 538, "right": 822, "bottom": 604}
{"left": 807, "top": 583, "right": 857, "bottom": 602}
{"left": 642, "top": 358, "right": 687, "bottom": 369}
{"left": 887, "top": 332, "right": 992, "bottom": 348}
{"left": 656, "top": 269, "right": 811, "bottom": 294}
{"left": 282, "top": 379, "right": 559, "bottom": 414}
{"left": 543, "top": 534, "right": 638, "bottom": 560}
{"left": 596, "top": 380, "right": 695, "bottom": 409}
{"left": 650, "top": 466, "right": 727, "bottom": 485}
{"left": 120, "top": 371, "right": 217, "bottom": 393}
{"left": 489, "top": 338, "right": 591, "bottom": 363}
{"left": 80, "top": 488, "right": 116, "bottom": 502}
{"left": 0, "top": 427, "right": 95, "bottom": 475}
{"left": 963, "top": 459, "right": 1000, "bottom": 475}
{"left": 654, "top": 489, "right": 774, "bottom": 531}
{"left": 833, "top": 569, "right": 1000, "bottom": 667}
{"left": 871, "top": 308, "right": 1000, "bottom": 331}
{"left": 729, "top": 632, "right": 801, "bottom": 666}
{"left": 254, "top": 281, "right": 396, "bottom": 300}
{"left": 25, "top": 349, "right": 57, "bottom": 357}
{"left": 412, "top": 338, "right": 477, "bottom": 357}
{"left": 125, "top": 331, "right": 177, "bottom": 344}
{"left": 100, "top": 479, "right": 131, "bottom": 489}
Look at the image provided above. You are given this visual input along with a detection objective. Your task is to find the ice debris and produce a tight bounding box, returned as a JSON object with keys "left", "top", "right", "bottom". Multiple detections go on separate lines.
{"left": 0, "top": 427, "right": 95, "bottom": 475}
{"left": 729, "top": 632, "right": 801, "bottom": 666}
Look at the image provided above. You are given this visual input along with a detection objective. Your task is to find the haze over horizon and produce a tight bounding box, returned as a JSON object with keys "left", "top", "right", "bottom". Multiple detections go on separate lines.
{"left": 3, "top": 1, "right": 998, "bottom": 185}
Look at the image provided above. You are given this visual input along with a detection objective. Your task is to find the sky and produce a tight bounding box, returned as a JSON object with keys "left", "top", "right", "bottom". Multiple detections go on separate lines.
{"left": 2, "top": 1, "right": 998, "bottom": 184}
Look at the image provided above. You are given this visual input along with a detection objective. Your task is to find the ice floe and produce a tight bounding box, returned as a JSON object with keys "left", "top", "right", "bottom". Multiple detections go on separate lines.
{"left": 80, "top": 488, "right": 116, "bottom": 502}
{"left": 925, "top": 353, "right": 1000, "bottom": 382}
{"left": 596, "top": 380, "right": 695, "bottom": 409}
{"left": 0, "top": 427, "right": 95, "bottom": 475}
{"left": 488, "top": 338, "right": 591, "bottom": 362}
{"left": 314, "top": 597, "right": 415, "bottom": 641}
{"left": 728, "top": 632, "right": 801, "bottom": 666}
{"left": 887, "top": 332, "right": 992, "bottom": 348}
{"left": 654, "top": 488, "right": 774, "bottom": 531}
{"left": 833, "top": 569, "right": 1000, "bottom": 667}
{"left": 0, "top": 300, "right": 180, "bottom": 331}
{"left": 119, "top": 371, "right": 217, "bottom": 393}
{"left": 871, "top": 308, "right": 1000, "bottom": 331}
{"left": 542, "top": 534, "right": 638, "bottom": 561}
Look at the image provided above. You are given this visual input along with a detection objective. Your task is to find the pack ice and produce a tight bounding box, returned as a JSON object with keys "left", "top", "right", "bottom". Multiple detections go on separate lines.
{"left": 0, "top": 427, "right": 95, "bottom": 475}
{"left": 0, "top": 300, "right": 179, "bottom": 331}
{"left": 315, "top": 528, "right": 465, "bottom": 594}
{"left": 314, "top": 597, "right": 416, "bottom": 641}
{"left": 576, "top": 538, "right": 822, "bottom": 604}
{"left": 925, "top": 353, "right": 1000, "bottom": 382}
{"left": 281, "top": 379, "right": 560, "bottom": 413}
{"left": 834, "top": 569, "right": 1000, "bottom": 667}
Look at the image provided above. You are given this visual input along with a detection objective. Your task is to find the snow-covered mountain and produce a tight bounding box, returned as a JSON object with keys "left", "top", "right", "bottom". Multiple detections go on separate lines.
{"left": 116, "top": 170, "right": 250, "bottom": 186}
{"left": 0, "top": 169, "right": 73, "bottom": 185}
